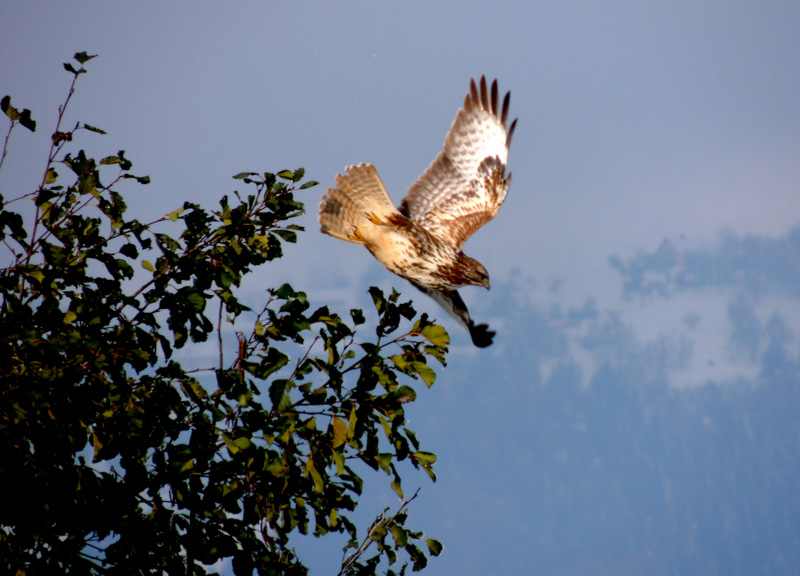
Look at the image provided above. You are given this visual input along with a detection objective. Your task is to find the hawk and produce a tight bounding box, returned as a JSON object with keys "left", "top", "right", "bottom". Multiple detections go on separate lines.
{"left": 319, "top": 76, "right": 517, "bottom": 347}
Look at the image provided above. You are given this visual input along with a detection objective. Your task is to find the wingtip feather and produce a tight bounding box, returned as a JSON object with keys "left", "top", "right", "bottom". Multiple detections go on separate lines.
{"left": 507, "top": 118, "right": 518, "bottom": 148}
{"left": 479, "top": 76, "right": 490, "bottom": 110}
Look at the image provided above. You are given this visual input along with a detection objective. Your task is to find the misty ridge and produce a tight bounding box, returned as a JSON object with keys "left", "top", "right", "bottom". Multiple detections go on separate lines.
{"left": 335, "top": 223, "right": 800, "bottom": 575}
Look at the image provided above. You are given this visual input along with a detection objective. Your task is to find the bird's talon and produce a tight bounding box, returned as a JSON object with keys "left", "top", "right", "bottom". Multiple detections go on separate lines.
{"left": 367, "top": 212, "right": 384, "bottom": 225}
{"left": 349, "top": 227, "right": 365, "bottom": 242}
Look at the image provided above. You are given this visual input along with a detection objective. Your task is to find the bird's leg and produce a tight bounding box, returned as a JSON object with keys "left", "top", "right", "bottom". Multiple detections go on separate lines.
{"left": 366, "top": 212, "right": 386, "bottom": 226}
{"left": 348, "top": 226, "right": 366, "bottom": 242}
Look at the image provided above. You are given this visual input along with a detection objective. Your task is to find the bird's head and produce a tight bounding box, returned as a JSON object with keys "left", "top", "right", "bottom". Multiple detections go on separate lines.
{"left": 462, "top": 255, "right": 491, "bottom": 289}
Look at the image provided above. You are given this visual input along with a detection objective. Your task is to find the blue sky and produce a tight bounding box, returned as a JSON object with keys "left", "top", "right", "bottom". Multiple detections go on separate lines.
{"left": 3, "top": 1, "right": 798, "bottom": 294}
{"left": 3, "top": 2, "right": 800, "bottom": 574}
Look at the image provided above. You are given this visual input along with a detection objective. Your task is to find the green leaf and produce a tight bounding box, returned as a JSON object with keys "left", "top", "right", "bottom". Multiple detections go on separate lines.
{"left": 234, "top": 436, "right": 252, "bottom": 451}
{"left": 91, "top": 431, "right": 104, "bottom": 462}
{"left": 406, "top": 543, "right": 428, "bottom": 571}
{"left": 22, "top": 267, "right": 44, "bottom": 284}
{"left": 222, "top": 433, "right": 241, "bottom": 455}
{"left": 418, "top": 323, "right": 450, "bottom": 348}
{"left": 19, "top": 109, "right": 35, "bottom": 132}
{"left": 0, "top": 95, "right": 12, "bottom": 117}
{"left": 167, "top": 207, "right": 183, "bottom": 221}
{"left": 348, "top": 405, "right": 358, "bottom": 438}
{"left": 378, "top": 414, "right": 392, "bottom": 440}
{"left": 84, "top": 123, "right": 107, "bottom": 134}
{"left": 390, "top": 524, "right": 408, "bottom": 547}
{"left": 0, "top": 97, "right": 35, "bottom": 131}
{"left": 63, "top": 311, "right": 77, "bottom": 324}
{"left": 413, "top": 361, "right": 436, "bottom": 387}
{"left": 412, "top": 451, "right": 437, "bottom": 466}
{"left": 74, "top": 51, "right": 97, "bottom": 64}
{"left": 426, "top": 538, "right": 444, "bottom": 556}
{"left": 181, "top": 379, "right": 208, "bottom": 401}
{"left": 222, "top": 434, "right": 251, "bottom": 455}
{"left": 2, "top": 96, "right": 19, "bottom": 120}
{"left": 333, "top": 450, "right": 345, "bottom": 476}
{"left": 306, "top": 459, "right": 325, "bottom": 493}
{"left": 332, "top": 415, "right": 348, "bottom": 448}
{"left": 350, "top": 308, "right": 365, "bottom": 325}
{"left": 273, "top": 229, "right": 297, "bottom": 243}
{"left": 186, "top": 290, "right": 205, "bottom": 311}
{"left": 276, "top": 169, "right": 294, "bottom": 180}
{"left": 396, "top": 385, "right": 417, "bottom": 403}
{"left": 390, "top": 476, "right": 403, "bottom": 499}
{"left": 233, "top": 171, "right": 257, "bottom": 179}
{"left": 375, "top": 453, "right": 392, "bottom": 473}
{"left": 142, "top": 260, "right": 155, "bottom": 272}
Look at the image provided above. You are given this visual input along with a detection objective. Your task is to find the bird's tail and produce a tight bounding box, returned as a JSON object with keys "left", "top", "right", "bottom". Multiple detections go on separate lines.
{"left": 417, "top": 286, "right": 495, "bottom": 347}
{"left": 319, "top": 163, "right": 397, "bottom": 244}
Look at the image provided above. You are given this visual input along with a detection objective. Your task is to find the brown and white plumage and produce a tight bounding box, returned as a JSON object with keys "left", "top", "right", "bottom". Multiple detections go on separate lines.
{"left": 319, "top": 77, "right": 517, "bottom": 347}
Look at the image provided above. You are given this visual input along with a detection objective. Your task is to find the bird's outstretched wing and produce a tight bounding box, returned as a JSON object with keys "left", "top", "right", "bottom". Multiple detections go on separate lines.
{"left": 399, "top": 76, "right": 517, "bottom": 250}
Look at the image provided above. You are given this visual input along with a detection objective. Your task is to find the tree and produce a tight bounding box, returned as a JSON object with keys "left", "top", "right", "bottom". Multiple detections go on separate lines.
{"left": 1, "top": 52, "right": 446, "bottom": 575}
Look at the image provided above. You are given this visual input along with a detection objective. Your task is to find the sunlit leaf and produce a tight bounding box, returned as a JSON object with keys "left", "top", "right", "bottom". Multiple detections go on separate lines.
{"left": 391, "top": 476, "right": 403, "bottom": 499}
{"left": 332, "top": 415, "right": 348, "bottom": 448}
{"left": 306, "top": 459, "right": 325, "bottom": 493}
{"left": 348, "top": 405, "right": 358, "bottom": 439}
{"left": 412, "top": 451, "right": 437, "bottom": 467}
{"left": 91, "top": 431, "right": 103, "bottom": 462}
{"left": 375, "top": 453, "right": 392, "bottom": 473}
{"left": 83, "top": 123, "right": 106, "bottom": 134}
{"left": 418, "top": 322, "right": 450, "bottom": 348}
{"left": 413, "top": 361, "right": 436, "bottom": 387}
{"left": 0, "top": 95, "right": 15, "bottom": 118}
{"left": 333, "top": 450, "right": 345, "bottom": 476}
{"left": 100, "top": 155, "right": 121, "bottom": 165}
{"left": 222, "top": 433, "right": 241, "bottom": 455}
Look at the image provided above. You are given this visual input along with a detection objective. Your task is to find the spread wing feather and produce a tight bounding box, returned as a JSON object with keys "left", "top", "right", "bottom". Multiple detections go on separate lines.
{"left": 399, "top": 76, "right": 517, "bottom": 249}
{"left": 319, "top": 163, "right": 397, "bottom": 243}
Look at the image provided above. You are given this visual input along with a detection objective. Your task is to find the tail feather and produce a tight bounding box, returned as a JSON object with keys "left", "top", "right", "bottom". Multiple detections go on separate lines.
{"left": 319, "top": 163, "right": 396, "bottom": 243}
{"left": 414, "top": 285, "right": 495, "bottom": 347}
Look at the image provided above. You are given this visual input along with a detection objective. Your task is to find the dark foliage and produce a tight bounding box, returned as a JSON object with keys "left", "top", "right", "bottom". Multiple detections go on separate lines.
{"left": 1, "top": 53, "right": 444, "bottom": 575}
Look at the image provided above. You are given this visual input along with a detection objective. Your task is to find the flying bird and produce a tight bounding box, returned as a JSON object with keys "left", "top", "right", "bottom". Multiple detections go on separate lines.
{"left": 319, "top": 76, "right": 517, "bottom": 347}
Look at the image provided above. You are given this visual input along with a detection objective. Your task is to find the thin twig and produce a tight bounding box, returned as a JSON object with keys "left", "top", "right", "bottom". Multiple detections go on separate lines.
{"left": 338, "top": 487, "right": 421, "bottom": 575}
{"left": 217, "top": 298, "right": 224, "bottom": 370}
{"left": 0, "top": 118, "right": 15, "bottom": 174}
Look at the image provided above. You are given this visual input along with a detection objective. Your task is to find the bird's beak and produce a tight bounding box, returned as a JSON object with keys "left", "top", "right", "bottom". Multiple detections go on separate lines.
{"left": 483, "top": 278, "right": 491, "bottom": 290}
